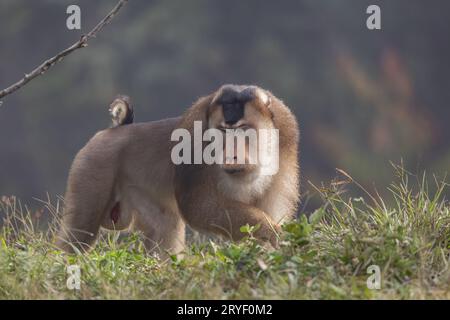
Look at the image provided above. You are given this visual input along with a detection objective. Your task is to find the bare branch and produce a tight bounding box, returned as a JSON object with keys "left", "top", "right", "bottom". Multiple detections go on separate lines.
{"left": 0, "top": 0, "right": 129, "bottom": 101}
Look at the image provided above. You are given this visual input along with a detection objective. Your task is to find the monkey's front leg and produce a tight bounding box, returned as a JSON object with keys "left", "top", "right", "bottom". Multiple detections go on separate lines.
{"left": 177, "top": 191, "right": 280, "bottom": 246}
{"left": 213, "top": 201, "right": 281, "bottom": 246}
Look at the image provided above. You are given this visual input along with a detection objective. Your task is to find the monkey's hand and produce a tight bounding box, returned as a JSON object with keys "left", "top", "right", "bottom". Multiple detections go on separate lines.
{"left": 177, "top": 187, "right": 281, "bottom": 247}
{"left": 252, "top": 220, "right": 281, "bottom": 248}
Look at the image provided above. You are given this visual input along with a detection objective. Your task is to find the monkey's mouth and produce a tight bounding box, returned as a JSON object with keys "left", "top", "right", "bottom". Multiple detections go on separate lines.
{"left": 222, "top": 163, "right": 256, "bottom": 175}
{"left": 224, "top": 167, "right": 245, "bottom": 174}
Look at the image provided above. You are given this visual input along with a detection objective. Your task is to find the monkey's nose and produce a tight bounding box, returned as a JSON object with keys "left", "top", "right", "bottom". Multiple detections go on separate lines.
{"left": 222, "top": 103, "right": 243, "bottom": 125}
{"left": 216, "top": 85, "right": 256, "bottom": 125}
{"left": 217, "top": 85, "right": 256, "bottom": 105}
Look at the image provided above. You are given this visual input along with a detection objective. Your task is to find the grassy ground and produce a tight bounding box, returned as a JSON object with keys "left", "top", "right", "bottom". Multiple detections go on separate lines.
{"left": 0, "top": 165, "right": 449, "bottom": 299}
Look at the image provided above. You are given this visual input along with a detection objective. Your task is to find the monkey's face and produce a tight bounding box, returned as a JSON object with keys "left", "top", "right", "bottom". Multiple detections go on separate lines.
{"left": 208, "top": 85, "right": 275, "bottom": 176}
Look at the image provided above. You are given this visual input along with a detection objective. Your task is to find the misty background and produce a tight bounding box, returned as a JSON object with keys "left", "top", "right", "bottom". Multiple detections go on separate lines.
{"left": 0, "top": 0, "right": 449, "bottom": 213}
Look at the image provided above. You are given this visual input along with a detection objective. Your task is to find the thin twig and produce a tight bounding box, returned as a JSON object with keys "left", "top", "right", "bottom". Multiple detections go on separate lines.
{"left": 0, "top": 0, "right": 129, "bottom": 101}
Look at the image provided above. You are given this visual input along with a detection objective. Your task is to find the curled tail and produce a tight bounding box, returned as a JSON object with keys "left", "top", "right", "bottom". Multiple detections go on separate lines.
{"left": 109, "top": 94, "right": 134, "bottom": 127}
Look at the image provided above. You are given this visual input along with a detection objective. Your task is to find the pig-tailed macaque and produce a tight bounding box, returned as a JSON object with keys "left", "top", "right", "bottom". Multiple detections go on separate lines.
{"left": 57, "top": 85, "right": 300, "bottom": 255}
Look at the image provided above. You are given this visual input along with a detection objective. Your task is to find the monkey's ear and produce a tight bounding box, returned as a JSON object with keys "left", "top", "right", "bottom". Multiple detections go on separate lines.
{"left": 260, "top": 90, "right": 274, "bottom": 120}
{"left": 254, "top": 87, "right": 271, "bottom": 108}
{"left": 265, "top": 94, "right": 272, "bottom": 108}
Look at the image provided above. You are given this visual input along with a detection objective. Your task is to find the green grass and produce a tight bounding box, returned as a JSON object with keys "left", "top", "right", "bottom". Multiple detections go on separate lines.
{"left": 0, "top": 165, "right": 449, "bottom": 299}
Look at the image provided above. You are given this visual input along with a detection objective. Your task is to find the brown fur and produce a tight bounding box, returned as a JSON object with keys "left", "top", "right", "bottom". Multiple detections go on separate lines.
{"left": 109, "top": 95, "right": 134, "bottom": 127}
{"left": 56, "top": 85, "right": 300, "bottom": 255}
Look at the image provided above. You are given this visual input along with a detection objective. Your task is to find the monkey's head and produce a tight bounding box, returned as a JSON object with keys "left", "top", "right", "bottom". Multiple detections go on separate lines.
{"left": 109, "top": 95, "right": 134, "bottom": 127}
{"left": 207, "top": 85, "right": 277, "bottom": 177}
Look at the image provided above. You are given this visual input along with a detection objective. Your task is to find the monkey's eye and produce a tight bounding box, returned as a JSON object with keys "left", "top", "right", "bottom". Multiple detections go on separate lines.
{"left": 237, "top": 124, "right": 250, "bottom": 130}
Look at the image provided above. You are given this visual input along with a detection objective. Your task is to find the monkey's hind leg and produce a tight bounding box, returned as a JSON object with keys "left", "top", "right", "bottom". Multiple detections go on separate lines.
{"left": 131, "top": 197, "right": 186, "bottom": 257}
{"left": 56, "top": 158, "right": 115, "bottom": 253}
{"left": 134, "top": 213, "right": 185, "bottom": 258}
{"left": 56, "top": 192, "right": 109, "bottom": 253}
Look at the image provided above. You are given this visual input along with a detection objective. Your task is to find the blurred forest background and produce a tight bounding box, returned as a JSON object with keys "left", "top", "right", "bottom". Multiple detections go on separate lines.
{"left": 0, "top": 0, "right": 449, "bottom": 213}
